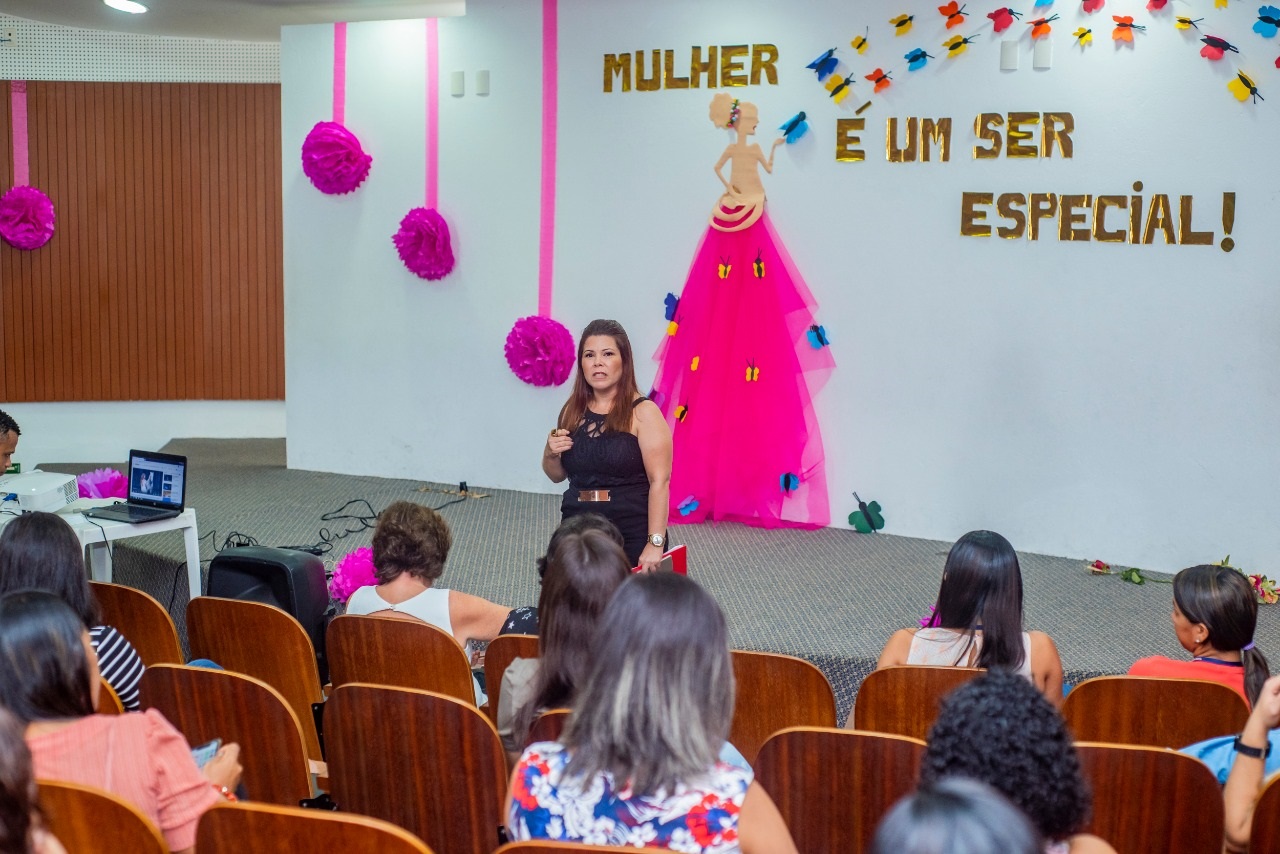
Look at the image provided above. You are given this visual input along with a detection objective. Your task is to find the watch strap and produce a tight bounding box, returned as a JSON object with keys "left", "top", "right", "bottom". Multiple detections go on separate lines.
{"left": 1234, "top": 734, "right": 1271, "bottom": 759}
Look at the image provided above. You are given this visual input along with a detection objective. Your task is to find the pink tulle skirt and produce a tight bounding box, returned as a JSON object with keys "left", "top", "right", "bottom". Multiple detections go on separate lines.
{"left": 652, "top": 211, "right": 834, "bottom": 529}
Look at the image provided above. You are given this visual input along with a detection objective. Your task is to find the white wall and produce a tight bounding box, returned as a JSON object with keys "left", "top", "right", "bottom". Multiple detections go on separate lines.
{"left": 283, "top": 0, "right": 1280, "bottom": 570}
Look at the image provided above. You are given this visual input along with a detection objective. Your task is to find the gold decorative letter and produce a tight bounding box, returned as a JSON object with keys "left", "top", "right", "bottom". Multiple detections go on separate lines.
{"left": 1042, "top": 112, "right": 1074, "bottom": 158}
{"left": 960, "top": 192, "right": 994, "bottom": 237}
{"left": 1142, "top": 194, "right": 1175, "bottom": 245}
{"left": 1058, "top": 195, "right": 1092, "bottom": 242}
{"left": 1006, "top": 112, "right": 1039, "bottom": 158}
{"left": 750, "top": 44, "right": 779, "bottom": 85}
{"left": 836, "top": 118, "right": 866, "bottom": 162}
{"left": 1028, "top": 193, "right": 1058, "bottom": 241}
{"left": 720, "top": 45, "right": 749, "bottom": 87}
{"left": 973, "top": 113, "right": 1003, "bottom": 159}
{"left": 1178, "top": 196, "right": 1213, "bottom": 245}
{"left": 920, "top": 118, "right": 952, "bottom": 162}
{"left": 996, "top": 193, "right": 1027, "bottom": 239}
{"left": 1093, "top": 196, "right": 1127, "bottom": 243}
{"left": 690, "top": 46, "right": 718, "bottom": 88}
{"left": 603, "top": 53, "right": 631, "bottom": 93}
{"left": 635, "top": 49, "right": 661, "bottom": 92}
{"left": 887, "top": 117, "right": 918, "bottom": 163}
{"left": 663, "top": 50, "right": 689, "bottom": 89}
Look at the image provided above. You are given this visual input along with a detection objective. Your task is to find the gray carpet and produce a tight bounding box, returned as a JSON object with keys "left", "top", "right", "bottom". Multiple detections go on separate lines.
{"left": 47, "top": 438, "right": 1280, "bottom": 722}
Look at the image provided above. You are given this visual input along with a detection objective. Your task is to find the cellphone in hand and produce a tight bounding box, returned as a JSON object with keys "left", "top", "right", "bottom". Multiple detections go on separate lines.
{"left": 191, "top": 738, "right": 222, "bottom": 769}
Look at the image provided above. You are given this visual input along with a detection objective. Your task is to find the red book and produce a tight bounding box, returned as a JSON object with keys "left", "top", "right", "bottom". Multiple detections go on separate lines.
{"left": 633, "top": 544, "right": 687, "bottom": 574}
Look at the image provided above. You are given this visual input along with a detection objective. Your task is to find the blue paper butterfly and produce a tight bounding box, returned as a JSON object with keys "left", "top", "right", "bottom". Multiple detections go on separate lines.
{"left": 905, "top": 48, "right": 934, "bottom": 70}
{"left": 1255, "top": 6, "right": 1280, "bottom": 37}
{"left": 677, "top": 495, "right": 700, "bottom": 516}
{"left": 779, "top": 472, "right": 800, "bottom": 493}
{"left": 779, "top": 112, "right": 809, "bottom": 143}
{"left": 806, "top": 324, "right": 831, "bottom": 349}
{"left": 663, "top": 292, "right": 679, "bottom": 321}
{"left": 807, "top": 48, "right": 839, "bottom": 80}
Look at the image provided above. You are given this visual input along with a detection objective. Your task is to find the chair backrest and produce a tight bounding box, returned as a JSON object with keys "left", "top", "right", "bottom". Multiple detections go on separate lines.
{"left": 37, "top": 780, "right": 167, "bottom": 854}
{"left": 755, "top": 726, "right": 926, "bottom": 854}
{"left": 1250, "top": 771, "right": 1280, "bottom": 851}
{"left": 526, "top": 708, "right": 570, "bottom": 749}
{"left": 729, "top": 649, "right": 837, "bottom": 763}
{"left": 484, "top": 633, "right": 539, "bottom": 724}
{"left": 1075, "top": 741, "right": 1224, "bottom": 853}
{"left": 327, "top": 614, "right": 475, "bottom": 704}
{"left": 325, "top": 683, "right": 506, "bottom": 854}
{"left": 139, "top": 664, "right": 313, "bottom": 806}
{"left": 186, "top": 595, "right": 324, "bottom": 760}
{"left": 1063, "top": 675, "right": 1250, "bottom": 748}
{"left": 494, "top": 844, "right": 620, "bottom": 854}
{"left": 89, "top": 581, "right": 184, "bottom": 666}
{"left": 197, "top": 800, "right": 434, "bottom": 853}
{"left": 96, "top": 677, "right": 124, "bottom": 715}
{"left": 852, "top": 665, "right": 984, "bottom": 741}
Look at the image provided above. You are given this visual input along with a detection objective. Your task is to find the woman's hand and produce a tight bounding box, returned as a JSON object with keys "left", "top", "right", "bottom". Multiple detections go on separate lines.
{"left": 545, "top": 428, "right": 572, "bottom": 458}
{"left": 637, "top": 541, "right": 665, "bottom": 573}
{"left": 201, "top": 742, "right": 243, "bottom": 791}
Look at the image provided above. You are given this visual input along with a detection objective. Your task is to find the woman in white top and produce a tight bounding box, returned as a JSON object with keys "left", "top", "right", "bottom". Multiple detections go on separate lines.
{"left": 868, "top": 530, "right": 1063, "bottom": 709}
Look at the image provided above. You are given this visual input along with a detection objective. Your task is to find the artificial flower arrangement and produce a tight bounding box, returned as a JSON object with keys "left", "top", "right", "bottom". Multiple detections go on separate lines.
{"left": 329, "top": 546, "right": 376, "bottom": 604}
{"left": 1087, "top": 555, "right": 1278, "bottom": 604}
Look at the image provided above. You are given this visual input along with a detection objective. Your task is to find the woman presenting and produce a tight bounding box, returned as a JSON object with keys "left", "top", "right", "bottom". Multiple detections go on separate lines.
{"left": 543, "top": 319, "right": 672, "bottom": 571}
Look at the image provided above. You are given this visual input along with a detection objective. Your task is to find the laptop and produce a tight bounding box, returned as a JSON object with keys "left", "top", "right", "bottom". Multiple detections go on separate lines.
{"left": 82, "top": 450, "right": 187, "bottom": 524}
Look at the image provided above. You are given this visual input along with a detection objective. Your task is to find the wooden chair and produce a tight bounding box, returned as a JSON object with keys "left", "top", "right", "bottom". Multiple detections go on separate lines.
{"left": 484, "top": 633, "right": 539, "bottom": 724}
{"left": 526, "top": 707, "right": 570, "bottom": 748}
{"left": 327, "top": 614, "right": 476, "bottom": 705}
{"left": 1249, "top": 771, "right": 1280, "bottom": 852}
{"left": 755, "top": 727, "right": 926, "bottom": 854}
{"left": 197, "top": 800, "right": 435, "bottom": 853}
{"left": 851, "top": 665, "right": 984, "bottom": 741}
{"left": 139, "top": 664, "right": 313, "bottom": 807}
{"left": 89, "top": 581, "right": 184, "bottom": 665}
{"left": 186, "top": 596, "right": 325, "bottom": 760}
{"left": 494, "top": 845, "right": 620, "bottom": 853}
{"left": 729, "top": 649, "right": 837, "bottom": 763}
{"left": 1075, "top": 741, "right": 1224, "bottom": 853}
{"left": 37, "top": 780, "right": 167, "bottom": 854}
{"left": 96, "top": 678, "right": 124, "bottom": 715}
{"left": 325, "top": 683, "right": 506, "bottom": 854}
{"left": 1063, "top": 675, "right": 1249, "bottom": 748}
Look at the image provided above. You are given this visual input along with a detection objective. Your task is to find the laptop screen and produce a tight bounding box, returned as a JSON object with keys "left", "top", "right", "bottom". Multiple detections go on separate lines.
{"left": 128, "top": 451, "right": 186, "bottom": 509}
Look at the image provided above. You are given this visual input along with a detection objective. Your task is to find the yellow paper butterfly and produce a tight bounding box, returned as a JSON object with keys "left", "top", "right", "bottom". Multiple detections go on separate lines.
{"left": 943, "top": 33, "right": 979, "bottom": 55}
{"left": 1175, "top": 15, "right": 1203, "bottom": 29}
{"left": 852, "top": 27, "right": 870, "bottom": 53}
{"left": 666, "top": 319, "right": 678, "bottom": 336}
{"left": 675, "top": 404, "right": 689, "bottom": 421}
{"left": 890, "top": 13, "right": 915, "bottom": 34}
{"left": 1227, "top": 70, "right": 1262, "bottom": 103}
{"left": 1215, "top": 0, "right": 1228, "bottom": 8}
{"left": 690, "top": 356, "right": 700, "bottom": 371}
{"left": 717, "top": 256, "right": 731, "bottom": 278}
{"left": 745, "top": 359, "right": 760, "bottom": 382}
{"left": 1073, "top": 27, "right": 1093, "bottom": 45}
{"left": 825, "top": 73, "right": 856, "bottom": 103}
{"left": 753, "top": 250, "right": 765, "bottom": 278}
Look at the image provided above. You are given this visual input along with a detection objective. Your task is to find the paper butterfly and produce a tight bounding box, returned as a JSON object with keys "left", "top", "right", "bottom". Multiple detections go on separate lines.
{"left": 779, "top": 112, "right": 809, "bottom": 144}
{"left": 1201, "top": 35, "right": 1240, "bottom": 58}
{"left": 717, "top": 256, "right": 731, "bottom": 278}
{"left": 663, "top": 293, "right": 679, "bottom": 321}
{"left": 1276, "top": 53, "right": 1280, "bottom": 66}
{"left": 1074, "top": 26, "right": 1094, "bottom": 43}
{"left": 779, "top": 472, "right": 800, "bottom": 493}
{"left": 807, "top": 324, "right": 831, "bottom": 348}
{"left": 939, "top": 2, "right": 969, "bottom": 28}
{"left": 849, "top": 492, "right": 886, "bottom": 533}
{"left": 944, "top": 33, "right": 980, "bottom": 54}
{"left": 675, "top": 404, "right": 689, "bottom": 421}
{"left": 866, "top": 68, "right": 893, "bottom": 93}
{"left": 677, "top": 495, "right": 699, "bottom": 516}
{"left": 906, "top": 47, "right": 935, "bottom": 69}
{"left": 852, "top": 28, "right": 870, "bottom": 54}
{"left": 1147, "top": 0, "right": 1169, "bottom": 10}
{"left": 745, "top": 359, "right": 760, "bottom": 382}
{"left": 1034, "top": 0, "right": 1053, "bottom": 6}
{"left": 1228, "top": 70, "right": 1264, "bottom": 101}
{"left": 1082, "top": 0, "right": 1105, "bottom": 12}
{"left": 1112, "top": 16, "right": 1146, "bottom": 40}
{"left": 1255, "top": 6, "right": 1280, "bottom": 37}
{"left": 826, "top": 73, "right": 856, "bottom": 102}
{"left": 988, "top": 7, "right": 1024, "bottom": 31}
{"left": 1176, "top": 16, "right": 1204, "bottom": 28}
{"left": 1216, "top": 0, "right": 1227, "bottom": 7}
{"left": 689, "top": 356, "right": 699, "bottom": 371}
{"left": 753, "top": 250, "right": 766, "bottom": 278}
{"left": 807, "top": 48, "right": 839, "bottom": 80}
{"left": 891, "top": 13, "right": 915, "bottom": 34}
{"left": 1029, "top": 14, "right": 1060, "bottom": 37}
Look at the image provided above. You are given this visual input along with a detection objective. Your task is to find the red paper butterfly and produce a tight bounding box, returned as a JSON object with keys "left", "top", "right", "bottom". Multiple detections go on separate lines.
{"left": 939, "top": 1, "right": 969, "bottom": 28}
{"left": 988, "top": 7, "right": 1023, "bottom": 31}
{"left": 1200, "top": 35, "right": 1240, "bottom": 60}
{"left": 1147, "top": 0, "right": 1168, "bottom": 9}
{"left": 1082, "top": 0, "right": 1105, "bottom": 12}
{"left": 865, "top": 67, "right": 893, "bottom": 92}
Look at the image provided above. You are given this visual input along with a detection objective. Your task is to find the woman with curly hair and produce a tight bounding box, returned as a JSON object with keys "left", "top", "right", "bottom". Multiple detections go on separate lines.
{"left": 920, "top": 670, "right": 1115, "bottom": 854}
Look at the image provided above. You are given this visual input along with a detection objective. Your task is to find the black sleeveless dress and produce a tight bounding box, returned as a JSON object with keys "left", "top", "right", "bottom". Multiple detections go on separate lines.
{"left": 559, "top": 402, "right": 652, "bottom": 566}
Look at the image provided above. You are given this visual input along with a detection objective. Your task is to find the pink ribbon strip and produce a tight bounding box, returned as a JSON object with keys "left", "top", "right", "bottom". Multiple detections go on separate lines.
{"left": 333, "top": 23, "right": 347, "bottom": 126}
{"left": 426, "top": 18, "right": 439, "bottom": 210}
{"left": 537, "top": 0, "right": 558, "bottom": 317}
{"left": 11, "top": 81, "right": 29, "bottom": 187}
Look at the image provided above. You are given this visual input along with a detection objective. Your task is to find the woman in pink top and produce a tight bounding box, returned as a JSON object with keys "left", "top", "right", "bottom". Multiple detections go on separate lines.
{"left": 0, "top": 591, "right": 242, "bottom": 854}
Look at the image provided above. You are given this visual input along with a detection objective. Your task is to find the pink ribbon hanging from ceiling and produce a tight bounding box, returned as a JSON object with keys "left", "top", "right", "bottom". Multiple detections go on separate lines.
{"left": 333, "top": 22, "right": 347, "bottom": 126}
{"left": 537, "top": 0, "right": 558, "bottom": 317}
{"left": 11, "top": 81, "right": 29, "bottom": 187}
{"left": 426, "top": 18, "right": 439, "bottom": 210}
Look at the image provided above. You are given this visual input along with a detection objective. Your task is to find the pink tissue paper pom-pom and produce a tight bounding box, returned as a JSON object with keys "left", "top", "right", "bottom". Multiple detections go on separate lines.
{"left": 329, "top": 546, "right": 377, "bottom": 604}
{"left": 300, "top": 121, "right": 373, "bottom": 195}
{"left": 77, "top": 468, "right": 128, "bottom": 499}
{"left": 392, "top": 206, "right": 455, "bottom": 280}
{"left": 0, "top": 185, "right": 55, "bottom": 251}
{"left": 505, "top": 315, "right": 575, "bottom": 387}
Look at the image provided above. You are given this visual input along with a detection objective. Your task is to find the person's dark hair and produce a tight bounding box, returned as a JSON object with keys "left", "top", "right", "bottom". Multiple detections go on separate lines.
{"left": 921, "top": 670, "right": 1091, "bottom": 842}
{"left": 0, "top": 511, "right": 100, "bottom": 627}
{"left": 515, "top": 528, "right": 631, "bottom": 744}
{"left": 0, "top": 705, "right": 41, "bottom": 854}
{"left": 557, "top": 319, "right": 643, "bottom": 436}
{"left": 931, "top": 530, "right": 1025, "bottom": 671}
{"left": 872, "top": 778, "right": 1044, "bottom": 854}
{"left": 1174, "top": 564, "right": 1271, "bottom": 707}
{"left": 372, "top": 501, "right": 452, "bottom": 585}
{"left": 0, "top": 591, "right": 95, "bottom": 724}
{"left": 562, "top": 572, "right": 733, "bottom": 797}
{"left": 536, "top": 513, "right": 624, "bottom": 579}
{"left": 0, "top": 409, "right": 18, "bottom": 439}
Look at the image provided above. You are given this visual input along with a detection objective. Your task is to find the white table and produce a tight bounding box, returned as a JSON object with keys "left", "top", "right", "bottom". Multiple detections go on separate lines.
{"left": 59, "top": 505, "right": 203, "bottom": 600}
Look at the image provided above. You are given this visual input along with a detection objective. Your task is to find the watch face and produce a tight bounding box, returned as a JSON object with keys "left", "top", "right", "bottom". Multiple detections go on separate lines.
{"left": 650, "top": 534, "right": 664, "bottom": 547}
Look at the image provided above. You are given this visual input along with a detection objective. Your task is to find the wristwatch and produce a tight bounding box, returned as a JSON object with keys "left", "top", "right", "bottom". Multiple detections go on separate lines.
{"left": 1234, "top": 734, "right": 1272, "bottom": 759}
{"left": 648, "top": 533, "right": 665, "bottom": 548}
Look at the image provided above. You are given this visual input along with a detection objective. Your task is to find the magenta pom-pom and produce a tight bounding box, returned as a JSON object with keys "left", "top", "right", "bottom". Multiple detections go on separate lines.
{"left": 505, "top": 315, "right": 575, "bottom": 387}
{"left": 300, "top": 121, "right": 372, "bottom": 195}
{"left": 329, "top": 546, "right": 377, "bottom": 604}
{"left": 392, "top": 206, "right": 455, "bottom": 280}
{"left": 0, "top": 186, "right": 55, "bottom": 251}
{"left": 77, "top": 468, "right": 127, "bottom": 500}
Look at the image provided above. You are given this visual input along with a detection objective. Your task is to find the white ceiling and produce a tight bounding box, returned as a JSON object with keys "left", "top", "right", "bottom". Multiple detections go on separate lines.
{"left": 1, "top": 0, "right": 466, "bottom": 42}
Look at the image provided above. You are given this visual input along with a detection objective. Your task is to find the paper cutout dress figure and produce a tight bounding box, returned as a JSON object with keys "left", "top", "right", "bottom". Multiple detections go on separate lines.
{"left": 651, "top": 93, "right": 834, "bottom": 530}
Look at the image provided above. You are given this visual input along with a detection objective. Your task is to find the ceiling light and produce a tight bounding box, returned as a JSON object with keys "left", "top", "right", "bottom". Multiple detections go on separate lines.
{"left": 104, "top": 0, "right": 149, "bottom": 13}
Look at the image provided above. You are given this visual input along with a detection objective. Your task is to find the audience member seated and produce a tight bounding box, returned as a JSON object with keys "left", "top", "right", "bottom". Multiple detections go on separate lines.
{"left": 1129, "top": 563, "right": 1270, "bottom": 707}
{"left": 872, "top": 778, "right": 1043, "bottom": 854}
{"left": 921, "top": 670, "right": 1115, "bottom": 854}
{"left": 873, "top": 530, "right": 1064, "bottom": 707}
{"left": 506, "top": 572, "right": 798, "bottom": 852}
{"left": 497, "top": 524, "right": 630, "bottom": 758}
{"left": 0, "top": 591, "right": 242, "bottom": 854}
{"left": 0, "top": 512, "right": 146, "bottom": 711}
{"left": 0, "top": 706, "right": 66, "bottom": 854}
{"left": 1223, "top": 674, "right": 1280, "bottom": 852}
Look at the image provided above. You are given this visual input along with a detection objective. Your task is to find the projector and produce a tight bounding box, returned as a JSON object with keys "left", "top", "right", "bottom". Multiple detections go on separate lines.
{"left": 0, "top": 471, "right": 78, "bottom": 512}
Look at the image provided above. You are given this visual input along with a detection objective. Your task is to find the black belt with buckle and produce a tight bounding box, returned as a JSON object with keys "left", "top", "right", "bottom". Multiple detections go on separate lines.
{"left": 578, "top": 489, "right": 611, "bottom": 502}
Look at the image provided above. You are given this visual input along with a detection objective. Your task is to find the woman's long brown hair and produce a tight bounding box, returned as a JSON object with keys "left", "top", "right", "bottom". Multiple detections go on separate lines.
{"left": 557, "top": 319, "right": 643, "bottom": 434}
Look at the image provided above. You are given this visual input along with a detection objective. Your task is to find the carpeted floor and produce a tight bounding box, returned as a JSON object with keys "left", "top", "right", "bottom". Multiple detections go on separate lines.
{"left": 47, "top": 438, "right": 1280, "bottom": 721}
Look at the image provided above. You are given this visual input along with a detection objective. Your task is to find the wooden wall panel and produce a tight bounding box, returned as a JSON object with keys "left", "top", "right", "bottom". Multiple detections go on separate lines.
{"left": 0, "top": 81, "right": 283, "bottom": 402}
